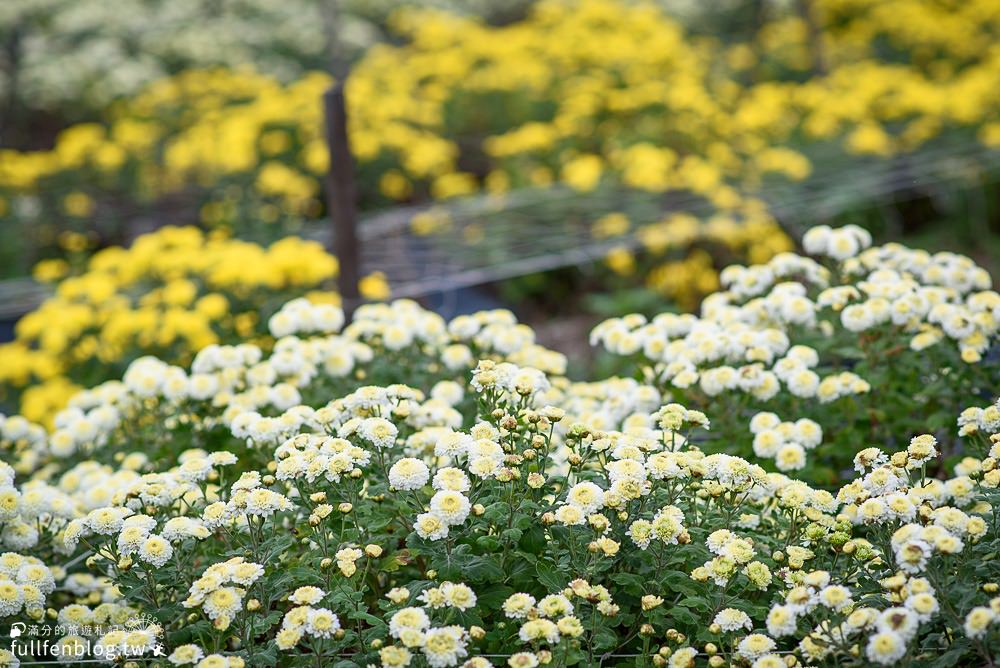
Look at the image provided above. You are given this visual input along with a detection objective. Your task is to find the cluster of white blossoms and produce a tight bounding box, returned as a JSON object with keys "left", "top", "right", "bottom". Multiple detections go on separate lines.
{"left": 503, "top": 580, "right": 613, "bottom": 650}
{"left": 748, "top": 412, "right": 823, "bottom": 471}
{"left": 1, "top": 225, "right": 998, "bottom": 667}
{"left": 383, "top": 601, "right": 473, "bottom": 668}
{"left": 277, "top": 602, "right": 342, "bottom": 649}
{"left": 0, "top": 301, "right": 566, "bottom": 478}
{"left": 594, "top": 225, "right": 998, "bottom": 401}
{"left": 267, "top": 298, "right": 346, "bottom": 338}
{"left": 183, "top": 558, "right": 265, "bottom": 630}
{"left": 801, "top": 224, "right": 874, "bottom": 261}
{"left": 748, "top": 430, "right": 1000, "bottom": 666}
{"left": 0, "top": 551, "right": 55, "bottom": 618}
{"left": 958, "top": 397, "right": 1000, "bottom": 437}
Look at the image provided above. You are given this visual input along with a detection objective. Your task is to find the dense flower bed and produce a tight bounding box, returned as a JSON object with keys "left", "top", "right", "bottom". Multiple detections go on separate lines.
{"left": 3, "top": 0, "right": 998, "bottom": 300}
{"left": 0, "top": 226, "right": 998, "bottom": 667}
{"left": 0, "top": 226, "right": 386, "bottom": 424}
{"left": 0, "top": 0, "right": 529, "bottom": 112}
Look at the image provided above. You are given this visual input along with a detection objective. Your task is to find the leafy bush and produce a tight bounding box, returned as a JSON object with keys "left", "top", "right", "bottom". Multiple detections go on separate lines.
{"left": 1, "top": 226, "right": 999, "bottom": 667}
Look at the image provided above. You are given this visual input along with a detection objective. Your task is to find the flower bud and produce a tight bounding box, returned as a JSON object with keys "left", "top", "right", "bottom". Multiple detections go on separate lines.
{"left": 365, "top": 544, "right": 383, "bottom": 558}
{"left": 641, "top": 595, "right": 663, "bottom": 611}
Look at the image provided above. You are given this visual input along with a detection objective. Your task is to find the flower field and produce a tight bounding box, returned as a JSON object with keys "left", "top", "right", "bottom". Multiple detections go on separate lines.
{"left": 1, "top": 226, "right": 999, "bottom": 667}
{"left": 1, "top": 1, "right": 1000, "bottom": 666}
{"left": 2, "top": 0, "right": 999, "bottom": 303}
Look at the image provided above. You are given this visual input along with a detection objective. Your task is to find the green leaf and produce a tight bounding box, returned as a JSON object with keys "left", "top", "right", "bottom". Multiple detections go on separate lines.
{"left": 677, "top": 597, "right": 710, "bottom": 612}
{"left": 518, "top": 526, "right": 547, "bottom": 553}
{"left": 668, "top": 606, "right": 699, "bottom": 626}
{"left": 536, "top": 562, "right": 565, "bottom": 592}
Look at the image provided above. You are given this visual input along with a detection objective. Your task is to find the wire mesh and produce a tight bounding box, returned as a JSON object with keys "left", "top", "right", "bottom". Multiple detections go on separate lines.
{"left": 301, "top": 137, "right": 1000, "bottom": 299}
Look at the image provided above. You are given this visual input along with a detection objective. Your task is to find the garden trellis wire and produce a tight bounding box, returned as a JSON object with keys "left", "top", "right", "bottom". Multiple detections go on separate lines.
{"left": 312, "top": 136, "right": 1000, "bottom": 301}
{"left": 1, "top": 136, "right": 997, "bottom": 319}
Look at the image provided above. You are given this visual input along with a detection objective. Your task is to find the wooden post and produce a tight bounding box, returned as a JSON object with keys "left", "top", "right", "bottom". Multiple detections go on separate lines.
{"left": 323, "top": 82, "right": 361, "bottom": 317}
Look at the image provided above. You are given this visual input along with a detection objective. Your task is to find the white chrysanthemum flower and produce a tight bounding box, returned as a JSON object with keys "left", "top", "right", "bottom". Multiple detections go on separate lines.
{"left": 865, "top": 631, "right": 907, "bottom": 665}
{"left": 167, "top": 643, "right": 205, "bottom": 665}
{"left": 737, "top": 633, "right": 776, "bottom": 660}
{"left": 432, "top": 467, "right": 470, "bottom": 492}
{"left": 440, "top": 582, "right": 477, "bottom": 610}
{"left": 289, "top": 586, "right": 325, "bottom": 606}
{"left": 388, "top": 458, "right": 430, "bottom": 491}
{"left": 137, "top": 535, "right": 173, "bottom": 567}
{"left": 422, "top": 626, "right": 467, "bottom": 668}
{"left": 713, "top": 608, "right": 752, "bottom": 632}
{"left": 503, "top": 593, "right": 537, "bottom": 619}
{"left": 201, "top": 587, "right": 243, "bottom": 621}
{"left": 0, "top": 579, "right": 23, "bottom": 616}
{"left": 389, "top": 607, "right": 430, "bottom": 638}
{"left": 434, "top": 431, "right": 473, "bottom": 458}
{"left": 518, "top": 618, "right": 559, "bottom": 644}
{"left": 537, "top": 594, "right": 573, "bottom": 618}
{"left": 766, "top": 605, "right": 798, "bottom": 637}
{"left": 414, "top": 513, "right": 449, "bottom": 541}
{"left": 566, "top": 481, "right": 605, "bottom": 514}
{"left": 429, "top": 491, "right": 471, "bottom": 526}
{"left": 305, "top": 607, "right": 341, "bottom": 638}
{"left": 359, "top": 417, "right": 398, "bottom": 449}
{"left": 963, "top": 606, "right": 996, "bottom": 639}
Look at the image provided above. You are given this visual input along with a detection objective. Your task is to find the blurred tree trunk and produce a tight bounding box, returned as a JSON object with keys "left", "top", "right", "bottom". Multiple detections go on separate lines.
{"left": 322, "top": 0, "right": 349, "bottom": 80}
{"left": 0, "top": 23, "right": 22, "bottom": 143}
